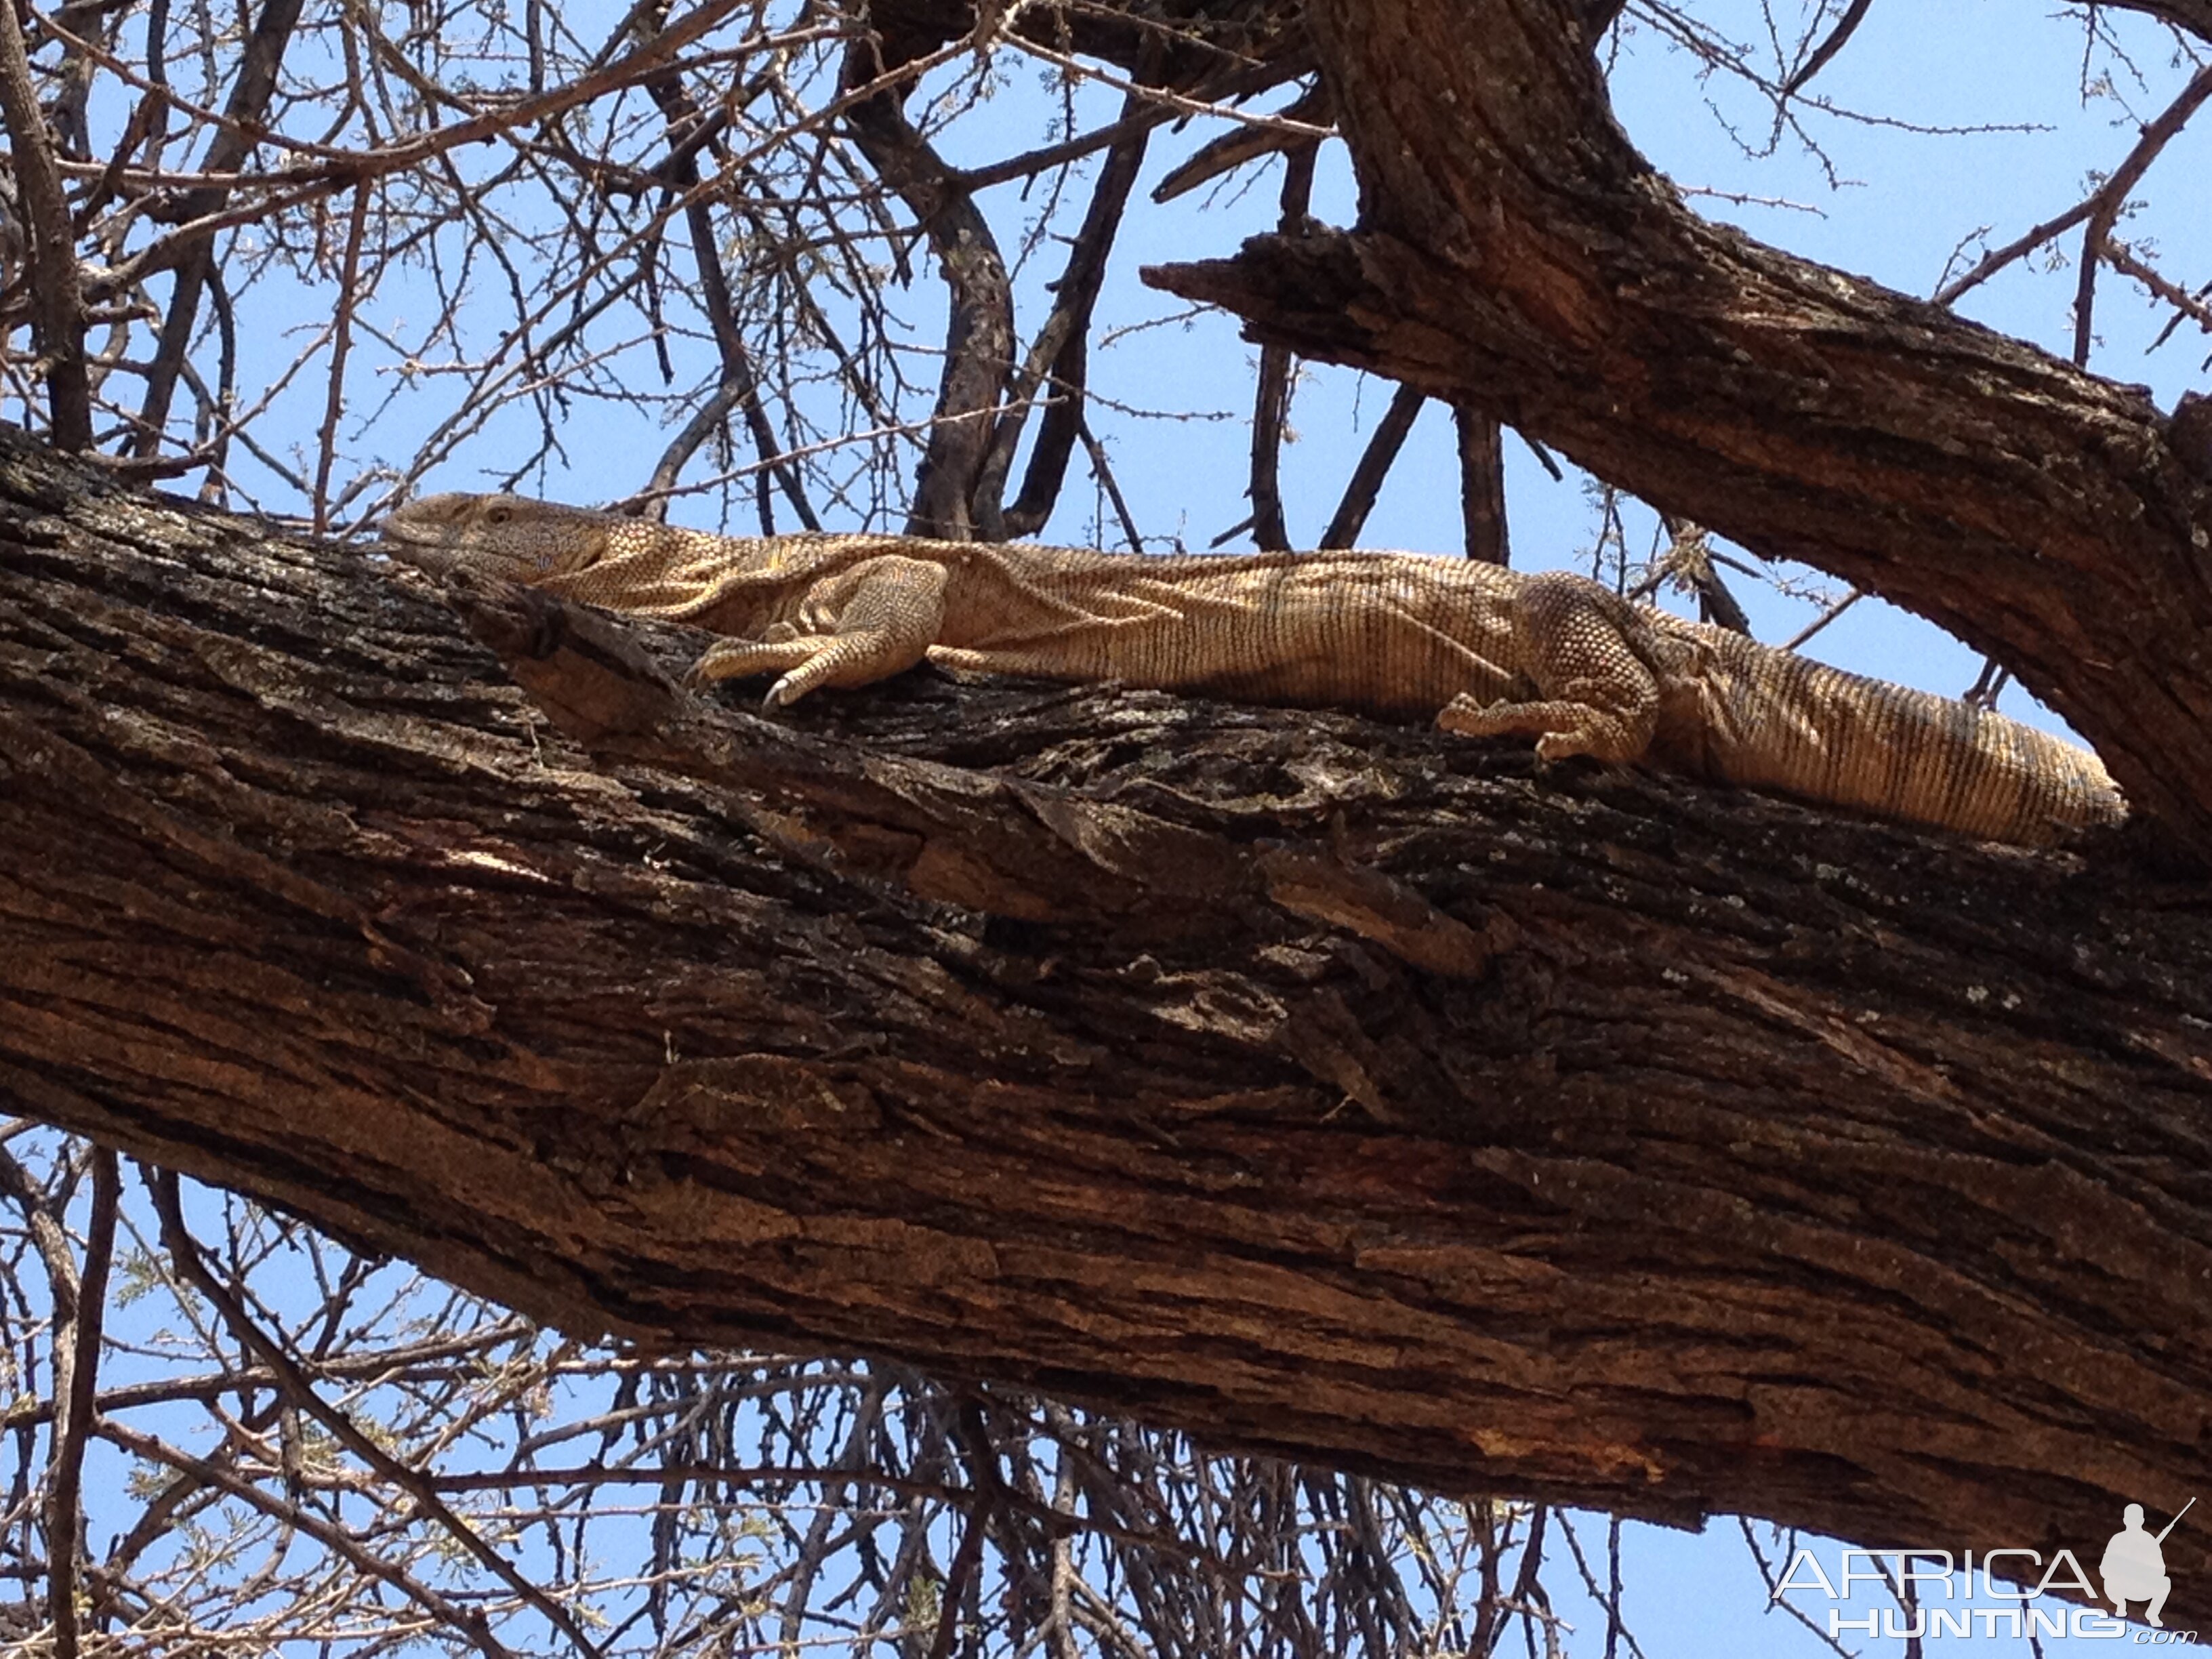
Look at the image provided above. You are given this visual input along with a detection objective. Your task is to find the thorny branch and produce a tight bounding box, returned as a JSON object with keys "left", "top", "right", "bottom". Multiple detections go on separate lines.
{"left": 1934, "top": 56, "right": 2212, "bottom": 317}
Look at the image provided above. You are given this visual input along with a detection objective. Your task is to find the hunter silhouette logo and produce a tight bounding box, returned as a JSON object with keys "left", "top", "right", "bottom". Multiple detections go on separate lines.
{"left": 2105, "top": 1498, "right": 2194, "bottom": 1629}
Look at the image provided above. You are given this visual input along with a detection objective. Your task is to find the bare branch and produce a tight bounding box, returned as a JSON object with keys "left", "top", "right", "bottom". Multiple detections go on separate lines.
{"left": 150, "top": 1169, "right": 611, "bottom": 1659}
{"left": 1453, "top": 401, "right": 1509, "bottom": 566}
{"left": 843, "top": 32, "right": 1011, "bottom": 539}
{"left": 2073, "top": 61, "right": 2212, "bottom": 363}
{"left": 98, "top": 1417, "right": 515, "bottom": 1658}
{"left": 996, "top": 90, "right": 1153, "bottom": 537}
{"left": 41, "top": 1147, "right": 116, "bottom": 1659}
{"left": 1781, "top": 0, "right": 1875, "bottom": 98}
{"left": 1319, "top": 380, "right": 1422, "bottom": 548}
{"left": 0, "top": 0, "right": 91, "bottom": 446}
{"left": 1248, "top": 146, "right": 1317, "bottom": 551}
{"left": 1937, "top": 58, "right": 2212, "bottom": 310}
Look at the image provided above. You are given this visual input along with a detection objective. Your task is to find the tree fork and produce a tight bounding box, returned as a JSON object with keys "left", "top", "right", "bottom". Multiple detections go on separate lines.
{"left": 0, "top": 430, "right": 2207, "bottom": 1581}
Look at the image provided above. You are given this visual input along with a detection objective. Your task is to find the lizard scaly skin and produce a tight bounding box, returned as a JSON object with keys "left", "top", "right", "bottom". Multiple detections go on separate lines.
{"left": 383, "top": 493, "right": 2125, "bottom": 847}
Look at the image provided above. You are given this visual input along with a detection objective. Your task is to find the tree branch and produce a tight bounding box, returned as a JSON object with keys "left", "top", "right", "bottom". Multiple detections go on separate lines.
{"left": 148, "top": 1168, "right": 610, "bottom": 1658}
{"left": 842, "top": 30, "right": 1012, "bottom": 539}
{"left": 1, "top": 431, "right": 2206, "bottom": 1589}
{"left": 0, "top": 0, "right": 93, "bottom": 447}
{"left": 127, "top": 0, "right": 306, "bottom": 455}
{"left": 1248, "top": 146, "right": 1316, "bottom": 550}
{"left": 642, "top": 56, "right": 820, "bottom": 533}
{"left": 1318, "top": 381, "right": 1422, "bottom": 550}
{"left": 2070, "top": 60, "right": 2212, "bottom": 364}
{"left": 5, "top": 1145, "right": 118, "bottom": 1659}
{"left": 994, "top": 89, "right": 1152, "bottom": 538}
{"left": 1451, "top": 400, "right": 1507, "bottom": 565}
{"left": 2094, "top": 0, "right": 2212, "bottom": 44}
{"left": 96, "top": 1419, "right": 511, "bottom": 1658}
{"left": 1780, "top": 0, "right": 1874, "bottom": 97}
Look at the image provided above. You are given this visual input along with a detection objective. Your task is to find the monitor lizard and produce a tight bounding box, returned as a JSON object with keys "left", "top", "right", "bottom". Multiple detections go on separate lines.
{"left": 382, "top": 493, "right": 2125, "bottom": 848}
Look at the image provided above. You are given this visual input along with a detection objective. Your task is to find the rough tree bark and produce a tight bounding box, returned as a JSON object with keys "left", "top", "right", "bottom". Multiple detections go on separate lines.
{"left": 2, "top": 429, "right": 2207, "bottom": 1585}
{"left": 1146, "top": 0, "right": 2212, "bottom": 853}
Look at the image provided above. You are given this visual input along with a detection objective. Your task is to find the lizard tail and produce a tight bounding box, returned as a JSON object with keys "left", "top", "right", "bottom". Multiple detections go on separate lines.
{"left": 1682, "top": 640, "right": 2125, "bottom": 846}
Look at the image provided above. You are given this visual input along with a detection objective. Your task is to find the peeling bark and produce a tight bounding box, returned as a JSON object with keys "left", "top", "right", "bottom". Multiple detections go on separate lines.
{"left": 1143, "top": 0, "right": 2212, "bottom": 853}
{"left": 2, "top": 431, "right": 2208, "bottom": 1581}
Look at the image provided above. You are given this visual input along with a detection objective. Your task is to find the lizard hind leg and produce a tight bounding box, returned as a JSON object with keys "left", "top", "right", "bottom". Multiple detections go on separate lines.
{"left": 1439, "top": 694, "right": 1657, "bottom": 764}
{"left": 688, "top": 554, "right": 950, "bottom": 708}
{"left": 1435, "top": 573, "right": 1663, "bottom": 765}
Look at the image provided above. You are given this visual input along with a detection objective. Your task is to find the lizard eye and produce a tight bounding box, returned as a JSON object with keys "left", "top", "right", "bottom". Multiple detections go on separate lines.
{"left": 486, "top": 504, "right": 512, "bottom": 525}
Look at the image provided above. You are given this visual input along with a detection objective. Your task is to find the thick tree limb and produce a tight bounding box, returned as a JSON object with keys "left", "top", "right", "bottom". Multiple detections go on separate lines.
{"left": 1144, "top": 0, "right": 2212, "bottom": 853}
{"left": 1, "top": 432, "right": 2208, "bottom": 1585}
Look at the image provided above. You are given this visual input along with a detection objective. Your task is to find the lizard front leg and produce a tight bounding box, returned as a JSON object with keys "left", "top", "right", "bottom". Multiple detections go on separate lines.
{"left": 1436, "top": 573, "right": 1666, "bottom": 764}
{"left": 689, "top": 555, "right": 949, "bottom": 708}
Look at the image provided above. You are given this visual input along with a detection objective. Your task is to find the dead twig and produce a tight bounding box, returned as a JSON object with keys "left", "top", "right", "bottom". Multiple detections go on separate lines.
{"left": 1454, "top": 401, "right": 1509, "bottom": 566}
{"left": 1319, "top": 381, "right": 1423, "bottom": 548}
{"left": 1249, "top": 145, "right": 1316, "bottom": 550}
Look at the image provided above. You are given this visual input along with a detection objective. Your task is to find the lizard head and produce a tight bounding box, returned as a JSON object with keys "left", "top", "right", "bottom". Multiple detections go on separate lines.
{"left": 381, "top": 492, "right": 618, "bottom": 582}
